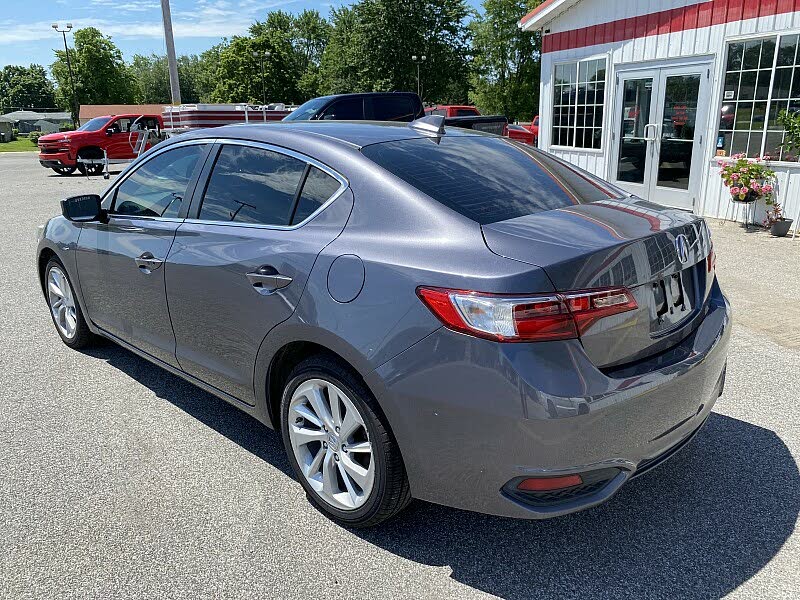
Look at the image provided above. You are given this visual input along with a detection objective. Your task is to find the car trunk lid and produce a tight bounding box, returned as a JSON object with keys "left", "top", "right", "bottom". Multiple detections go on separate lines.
{"left": 482, "top": 198, "right": 714, "bottom": 368}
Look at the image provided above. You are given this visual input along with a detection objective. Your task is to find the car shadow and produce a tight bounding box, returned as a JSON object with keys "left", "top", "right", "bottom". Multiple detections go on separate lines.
{"left": 86, "top": 342, "right": 799, "bottom": 599}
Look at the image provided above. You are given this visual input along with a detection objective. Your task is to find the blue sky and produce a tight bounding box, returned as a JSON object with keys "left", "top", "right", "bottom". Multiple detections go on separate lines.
{"left": 1, "top": 0, "right": 483, "bottom": 68}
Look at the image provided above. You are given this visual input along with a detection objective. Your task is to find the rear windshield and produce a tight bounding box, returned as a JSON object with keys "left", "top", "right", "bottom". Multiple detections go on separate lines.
{"left": 283, "top": 97, "right": 330, "bottom": 121}
{"left": 360, "top": 136, "right": 623, "bottom": 224}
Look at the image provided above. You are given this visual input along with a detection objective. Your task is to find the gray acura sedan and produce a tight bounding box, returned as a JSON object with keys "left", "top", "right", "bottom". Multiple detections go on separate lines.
{"left": 36, "top": 118, "right": 730, "bottom": 527}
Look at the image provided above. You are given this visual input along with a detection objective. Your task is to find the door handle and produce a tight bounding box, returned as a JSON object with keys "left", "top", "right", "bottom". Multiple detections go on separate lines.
{"left": 117, "top": 225, "right": 145, "bottom": 232}
{"left": 246, "top": 266, "right": 292, "bottom": 295}
{"left": 135, "top": 252, "right": 164, "bottom": 273}
{"left": 643, "top": 123, "right": 658, "bottom": 142}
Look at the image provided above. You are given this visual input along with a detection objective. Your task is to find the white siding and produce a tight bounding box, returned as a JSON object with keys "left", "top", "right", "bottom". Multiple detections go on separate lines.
{"left": 544, "top": 0, "right": 704, "bottom": 34}
{"left": 538, "top": 9, "right": 800, "bottom": 221}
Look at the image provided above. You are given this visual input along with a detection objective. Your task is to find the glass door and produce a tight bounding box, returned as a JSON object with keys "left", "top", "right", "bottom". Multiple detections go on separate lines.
{"left": 612, "top": 64, "right": 711, "bottom": 211}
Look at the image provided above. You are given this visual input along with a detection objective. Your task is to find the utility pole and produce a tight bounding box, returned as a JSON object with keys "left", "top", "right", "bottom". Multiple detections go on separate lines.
{"left": 160, "top": 0, "right": 181, "bottom": 104}
{"left": 52, "top": 23, "right": 78, "bottom": 128}
{"left": 252, "top": 50, "right": 271, "bottom": 106}
{"left": 412, "top": 54, "right": 427, "bottom": 98}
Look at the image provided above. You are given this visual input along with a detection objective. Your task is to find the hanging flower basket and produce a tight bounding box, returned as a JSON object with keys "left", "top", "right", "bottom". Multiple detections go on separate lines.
{"left": 718, "top": 154, "right": 776, "bottom": 204}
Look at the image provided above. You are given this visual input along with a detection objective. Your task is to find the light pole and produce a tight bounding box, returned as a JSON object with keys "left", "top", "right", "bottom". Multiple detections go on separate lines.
{"left": 52, "top": 23, "right": 78, "bottom": 127}
{"left": 252, "top": 50, "right": 271, "bottom": 105}
{"left": 412, "top": 54, "right": 427, "bottom": 98}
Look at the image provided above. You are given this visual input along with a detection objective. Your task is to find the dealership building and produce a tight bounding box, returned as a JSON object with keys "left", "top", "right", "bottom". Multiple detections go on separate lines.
{"left": 519, "top": 0, "right": 800, "bottom": 226}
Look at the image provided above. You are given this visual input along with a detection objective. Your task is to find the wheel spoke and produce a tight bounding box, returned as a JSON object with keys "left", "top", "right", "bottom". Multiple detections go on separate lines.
{"left": 337, "top": 459, "right": 359, "bottom": 506}
{"left": 329, "top": 385, "right": 343, "bottom": 428}
{"left": 345, "top": 441, "right": 371, "bottom": 454}
{"left": 321, "top": 451, "right": 338, "bottom": 498}
{"left": 341, "top": 454, "right": 372, "bottom": 491}
{"left": 291, "top": 424, "right": 326, "bottom": 446}
{"left": 292, "top": 403, "right": 322, "bottom": 429}
{"left": 65, "top": 309, "right": 77, "bottom": 332}
{"left": 306, "top": 446, "right": 325, "bottom": 478}
{"left": 306, "top": 384, "right": 334, "bottom": 430}
{"left": 48, "top": 280, "right": 63, "bottom": 298}
{"left": 340, "top": 409, "right": 362, "bottom": 441}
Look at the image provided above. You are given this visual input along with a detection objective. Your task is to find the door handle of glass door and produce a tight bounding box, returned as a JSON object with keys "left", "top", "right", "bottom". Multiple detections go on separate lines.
{"left": 643, "top": 123, "right": 658, "bottom": 142}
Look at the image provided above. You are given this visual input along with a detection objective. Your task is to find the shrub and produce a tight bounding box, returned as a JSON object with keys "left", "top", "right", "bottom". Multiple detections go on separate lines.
{"left": 59, "top": 123, "right": 75, "bottom": 132}
{"left": 12, "top": 128, "right": 18, "bottom": 140}
{"left": 29, "top": 131, "right": 43, "bottom": 144}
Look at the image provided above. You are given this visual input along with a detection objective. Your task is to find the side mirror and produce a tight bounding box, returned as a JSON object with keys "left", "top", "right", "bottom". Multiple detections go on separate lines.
{"left": 105, "top": 128, "right": 114, "bottom": 136}
{"left": 61, "top": 194, "right": 105, "bottom": 222}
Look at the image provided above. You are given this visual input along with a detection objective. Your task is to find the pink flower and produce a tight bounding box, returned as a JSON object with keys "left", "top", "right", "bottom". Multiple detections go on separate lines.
{"left": 763, "top": 155, "right": 772, "bottom": 161}
{"left": 717, "top": 160, "right": 726, "bottom": 168}
{"left": 751, "top": 181, "right": 761, "bottom": 190}
{"left": 763, "top": 184, "right": 774, "bottom": 192}
{"left": 730, "top": 187, "right": 740, "bottom": 194}
{"left": 740, "top": 186, "right": 749, "bottom": 194}
{"left": 731, "top": 173, "right": 740, "bottom": 180}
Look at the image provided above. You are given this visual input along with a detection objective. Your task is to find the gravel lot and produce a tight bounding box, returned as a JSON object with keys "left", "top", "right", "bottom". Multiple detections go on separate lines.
{"left": 1, "top": 152, "right": 798, "bottom": 599}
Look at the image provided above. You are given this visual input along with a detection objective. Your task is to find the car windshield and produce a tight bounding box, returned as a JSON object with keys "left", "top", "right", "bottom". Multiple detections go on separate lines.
{"left": 283, "top": 97, "right": 331, "bottom": 121}
{"left": 77, "top": 117, "right": 110, "bottom": 132}
{"left": 361, "top": 136, "right": 625, "bottom": 224}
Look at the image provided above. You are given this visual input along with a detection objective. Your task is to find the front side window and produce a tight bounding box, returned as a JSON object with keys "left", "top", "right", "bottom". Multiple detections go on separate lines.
{"left": 552, "top": 58, "right": 606, "bottom": 149}
{"left": 112, "top": 144, "right": 207, "bottom": 218}
{"left": 321, "top": 97, "right": 363, "bottom": 120}
{"left": 199, "top": 145, "right": 307, "bottom": 225}
{"left": 718, "top": 35, "right": 800, "bottom": 161}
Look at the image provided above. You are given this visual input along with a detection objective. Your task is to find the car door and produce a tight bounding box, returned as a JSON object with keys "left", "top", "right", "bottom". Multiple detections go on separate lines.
{"left": 165, "top": 141, "right": 352, "bottom": 404}
{"left": 101, "top": 116, "right": 129, "bottom": 159}
{"left": 75, "top": 141, "right": 211, "bottom": 366}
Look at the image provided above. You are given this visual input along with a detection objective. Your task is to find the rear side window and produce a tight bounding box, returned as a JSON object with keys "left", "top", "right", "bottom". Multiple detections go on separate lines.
{"left": 292, "top": 166, "right": 341, "bottom": 224}
{"left": 321, "top": 97, "right": 363, "bottom": 120}
{"left": 112, "top": 144, "right": 207, "bottom": 218}
{"left": 360, "top": 136, "right": 623, "bottom": 224}
{"left": 454, "top": 108, "right": 479, "bottom": 116}
{"left": 372, "top": 96, "right": 415, "bottom": 121}
{"left": 199, "top": 145, "right": 306, "bottom": 225}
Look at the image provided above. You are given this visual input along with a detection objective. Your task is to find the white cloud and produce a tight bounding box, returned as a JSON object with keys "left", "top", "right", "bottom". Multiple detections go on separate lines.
{"left": 0, "top": 0, "right": 300, "bottom": 45}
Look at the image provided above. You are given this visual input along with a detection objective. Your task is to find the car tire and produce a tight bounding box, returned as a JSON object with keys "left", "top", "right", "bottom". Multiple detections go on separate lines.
{"left": 280, "top": 355, "right": 411, "bottom": 528}
{"left": 44, "top": 258, "right": 94, "bottom": 349}
{"left": 52, "top": 166, "right": 76, "bottom": 176}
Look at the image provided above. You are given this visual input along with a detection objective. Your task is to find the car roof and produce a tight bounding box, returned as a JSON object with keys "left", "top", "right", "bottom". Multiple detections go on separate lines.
{"left": 178, "top": 120, "right": 487, "bottom": 150}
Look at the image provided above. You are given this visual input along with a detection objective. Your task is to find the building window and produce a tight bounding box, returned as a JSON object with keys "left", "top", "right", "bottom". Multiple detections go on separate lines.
{"left": 552, "top": 58, "right": 606, "bottom": 149}
{"left": 719, "top": 34, "right": 800, "bottom": 161}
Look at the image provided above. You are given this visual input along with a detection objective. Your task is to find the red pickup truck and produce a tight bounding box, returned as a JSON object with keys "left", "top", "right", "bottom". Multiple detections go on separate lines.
{"left": 425, "top": 104, "right": 536, "bottom": 145}
{"left": 38, "top": 113, "right": 163, "bottom": 176}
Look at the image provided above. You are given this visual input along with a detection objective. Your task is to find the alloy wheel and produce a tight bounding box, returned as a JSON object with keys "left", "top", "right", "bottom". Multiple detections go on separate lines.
{"left": 47, "top": 266, "right": 77, "bottom": 339}
{"left": 287, "top": 378, "right": 375, "bottom": 510}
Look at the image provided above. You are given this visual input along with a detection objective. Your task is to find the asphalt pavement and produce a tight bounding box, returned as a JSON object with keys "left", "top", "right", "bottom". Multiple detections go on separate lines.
{"left": 1, "top": 152, "right": 798, "bottom": 599}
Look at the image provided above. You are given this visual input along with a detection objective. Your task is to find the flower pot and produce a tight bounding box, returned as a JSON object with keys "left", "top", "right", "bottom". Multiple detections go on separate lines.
{"left": 731, "top": 190, "right": 758, "bottom": 203}
{"left": 770, "top": 219, "right": 793, "bottom": 237}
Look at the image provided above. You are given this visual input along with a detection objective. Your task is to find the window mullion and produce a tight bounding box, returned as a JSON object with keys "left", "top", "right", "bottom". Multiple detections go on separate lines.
{"left": 762, "top": 35, "right": 781, "bottom": 159}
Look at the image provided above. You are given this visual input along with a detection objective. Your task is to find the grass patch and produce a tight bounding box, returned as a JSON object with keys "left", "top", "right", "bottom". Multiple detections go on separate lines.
{"left": 0, "top": 138, "right": 39, "bottom": 152}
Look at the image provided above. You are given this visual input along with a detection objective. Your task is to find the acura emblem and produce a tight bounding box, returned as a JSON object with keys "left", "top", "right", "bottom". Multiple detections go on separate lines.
{"left": 674, "top": 234, "right": 690, "bottom": 264}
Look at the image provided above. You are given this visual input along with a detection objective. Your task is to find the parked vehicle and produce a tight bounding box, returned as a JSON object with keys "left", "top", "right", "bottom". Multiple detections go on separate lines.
{"left": 162, "top": 103, "right": 293, "bottom": 135}
{"left": 506, "top": 123, "right": 536, "bottom": 145}
{"left": 424, "top": 105, "right": 482, "bottom": 117}
{"left": 283, "top": 92, "right": 424, "bottom": 122}
{"left": 38, "top": 117, "right": 730, "bottom": 527}
{"left": 530, "top": 115, "right": 540, "bottom": 142}
{"left": 425, "top": 103, "right": 510, "bottom": 138}
{"left": 38, "top": 114, "right": 163, "bottom": 176}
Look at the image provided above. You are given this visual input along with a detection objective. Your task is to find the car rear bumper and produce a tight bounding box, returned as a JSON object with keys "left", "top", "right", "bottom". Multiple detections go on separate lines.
{"left": 368, "top": 282, "right": 731, "bottom": 519}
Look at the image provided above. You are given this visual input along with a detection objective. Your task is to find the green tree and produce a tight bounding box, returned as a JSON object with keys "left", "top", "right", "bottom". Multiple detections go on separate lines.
{"left": 0, "top": 64, "right": 56, "bottom": 111}
{"left": 130, "top": 53, "right": 206, "bottom": 104}
{"left": 320, "top": 0, "right": 472, "bottom": 103}
{"left": 51, "top": 27, "right": 135, "bottom": 115}
{"left": 319, "top": 7, "right": 364, "bottom": 95}
{"left": 469, "top": 0, "right": 542, "bottom": 121}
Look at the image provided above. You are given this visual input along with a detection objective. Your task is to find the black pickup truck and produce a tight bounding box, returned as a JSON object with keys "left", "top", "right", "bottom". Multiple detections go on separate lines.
{"left": 283, "top": 92, "right": 508, "bottom": 137}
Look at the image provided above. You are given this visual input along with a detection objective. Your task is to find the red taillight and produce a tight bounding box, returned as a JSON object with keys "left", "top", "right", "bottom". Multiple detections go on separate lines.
{"left": 416, "top": 286, "right": 637, "bottom": 342}
{"left": 517, "top": 474, "right": 583, "bottom": 491}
